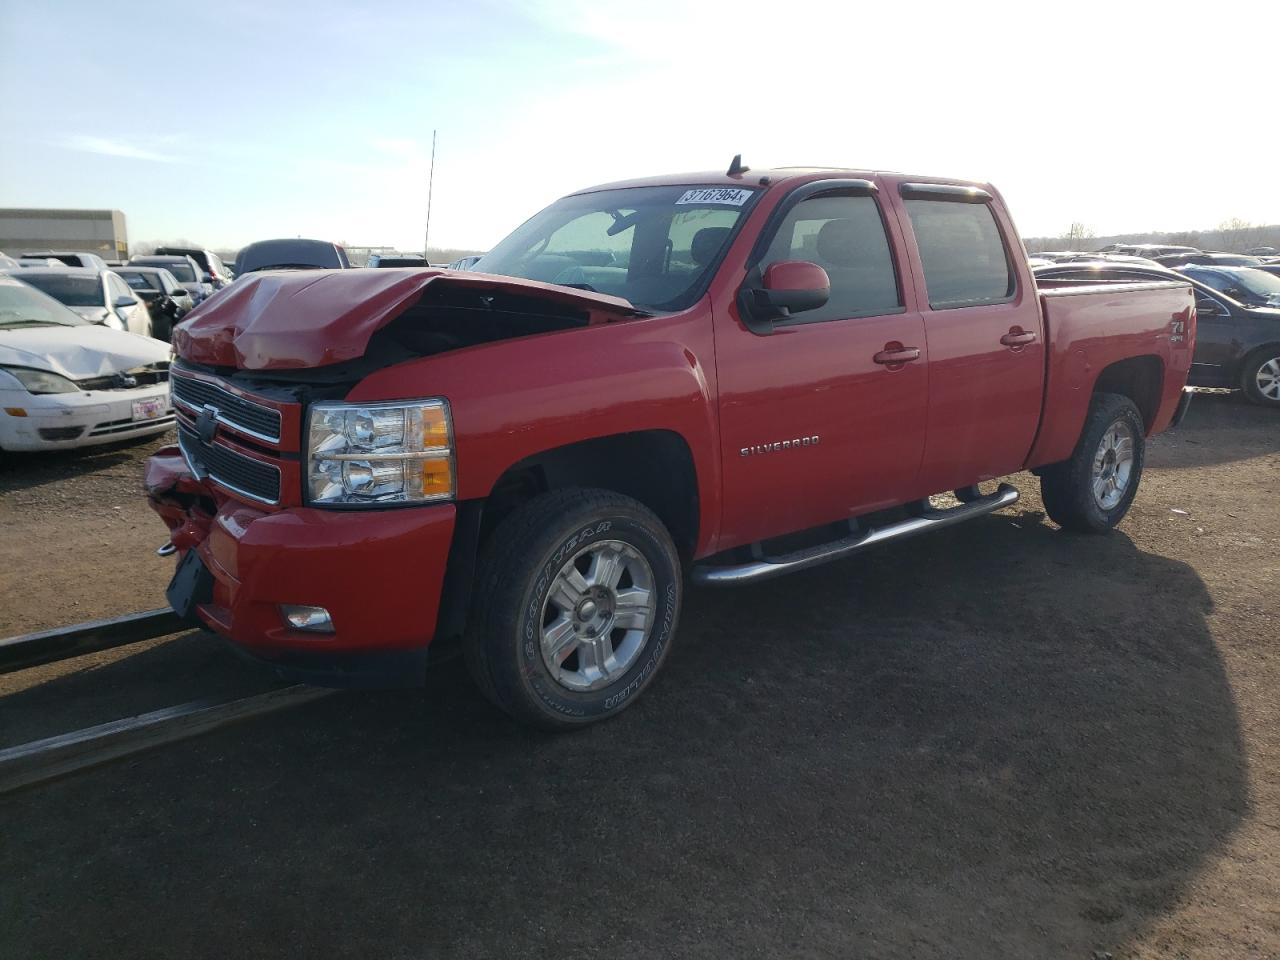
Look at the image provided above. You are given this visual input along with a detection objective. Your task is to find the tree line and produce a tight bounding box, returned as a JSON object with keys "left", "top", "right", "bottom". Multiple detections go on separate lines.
{"left": 1026, "top": 219, "right": 1279, "bottom": 253}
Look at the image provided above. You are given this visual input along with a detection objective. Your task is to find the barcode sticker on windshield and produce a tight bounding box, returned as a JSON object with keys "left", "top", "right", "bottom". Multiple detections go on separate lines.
{"left": 676, "top": 187, "right": 753, "bottom": 206}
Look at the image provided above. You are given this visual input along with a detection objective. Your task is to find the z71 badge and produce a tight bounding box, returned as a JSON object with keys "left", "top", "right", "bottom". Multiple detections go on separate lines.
{"left": 740, "top": 435, "right": 820, "bottom": 457}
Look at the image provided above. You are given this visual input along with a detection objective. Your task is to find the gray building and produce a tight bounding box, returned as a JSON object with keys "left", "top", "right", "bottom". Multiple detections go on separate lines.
{"left": 0, "top": 208, "right": 128, "bottom": 260}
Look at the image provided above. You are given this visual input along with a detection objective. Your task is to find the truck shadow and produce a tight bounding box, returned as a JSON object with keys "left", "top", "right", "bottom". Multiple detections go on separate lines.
{"left": 1, "top": 511, "right": 1245, "bottom": 959}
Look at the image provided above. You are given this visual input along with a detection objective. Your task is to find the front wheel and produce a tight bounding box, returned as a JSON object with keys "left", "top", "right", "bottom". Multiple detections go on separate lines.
{"left": 1241, "top": 348, "right": 1280, "bottom": 407}
{"left": 1040, "top": 392, "right": 1146, "bottom": 533}
{"left": 465, "top": 488, "right": 682, "bottom": 730}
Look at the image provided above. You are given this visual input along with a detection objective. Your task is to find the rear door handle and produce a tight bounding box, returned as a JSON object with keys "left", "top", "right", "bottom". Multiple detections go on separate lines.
{"left": 873, "top": 345, "right": 921, "bottom": 365}
{"left": 1000, "top": 329, "right": 1036, "bottom": 347}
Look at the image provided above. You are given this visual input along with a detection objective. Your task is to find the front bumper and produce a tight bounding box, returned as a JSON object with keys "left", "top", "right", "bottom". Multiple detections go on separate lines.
{"left": 146, "top": 447, "right": 456, "bottom": 687}
{"left": 0, "top": 382, "right": 174, "bottom": 451}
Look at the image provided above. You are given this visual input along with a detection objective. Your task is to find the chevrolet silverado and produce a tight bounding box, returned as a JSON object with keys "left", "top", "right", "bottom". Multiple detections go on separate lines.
{"left": 146, "top": 164, "right": 1196, "bottom": 729}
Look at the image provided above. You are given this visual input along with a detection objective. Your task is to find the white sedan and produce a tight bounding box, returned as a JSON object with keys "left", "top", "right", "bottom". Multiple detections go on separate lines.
{"left": 10, "top": 266, "right": 153, "bottom": 335}
{"left": 0, "top": 275, "right": 174, "bottom": 451}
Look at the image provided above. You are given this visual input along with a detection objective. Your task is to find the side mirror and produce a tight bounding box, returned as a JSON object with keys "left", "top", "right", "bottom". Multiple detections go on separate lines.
{"left": 113, "top": 294, "right": 138, "bottom": 308}
{"left": 1197, "top": 299, "right": 1224, "bottom": 317}
{"left": 738, "top": 260, "right": 831, "bottom": 334}
{"left": 201, "top": 272, "right": 214, "bottom": 283}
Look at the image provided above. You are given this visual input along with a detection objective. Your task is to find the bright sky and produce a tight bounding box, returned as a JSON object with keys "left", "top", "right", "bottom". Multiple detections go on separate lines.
{"left": 2, "top": 0, "right": 1277, "bottom": 252}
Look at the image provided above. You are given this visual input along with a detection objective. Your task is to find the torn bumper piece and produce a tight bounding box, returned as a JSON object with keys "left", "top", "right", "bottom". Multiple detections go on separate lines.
{"left": 144, "top": 445, "right": 457, "bottom": 688}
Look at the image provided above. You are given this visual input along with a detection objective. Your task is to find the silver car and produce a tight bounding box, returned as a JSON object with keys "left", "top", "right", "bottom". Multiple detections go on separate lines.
{"left": 129, "top": 255, "right": 214, "bottom": 303}
{"left": 5, "top": 267, "right": 154, "bottom": 336}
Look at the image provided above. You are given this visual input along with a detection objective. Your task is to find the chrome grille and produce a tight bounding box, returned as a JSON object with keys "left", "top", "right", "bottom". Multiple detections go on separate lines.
{"left": 178, "top": 424, "right": 281, "bottom": 505}
{"left": 171, "top": 373, "right": 282, "bottom": 443}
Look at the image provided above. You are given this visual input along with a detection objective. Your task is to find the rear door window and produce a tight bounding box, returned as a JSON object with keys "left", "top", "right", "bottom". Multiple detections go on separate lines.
{"left": 904, "top": 199, "right": 1015, "bottom": 308}
{"left": 758, "top": 193, "right": 902, "bottom": 323}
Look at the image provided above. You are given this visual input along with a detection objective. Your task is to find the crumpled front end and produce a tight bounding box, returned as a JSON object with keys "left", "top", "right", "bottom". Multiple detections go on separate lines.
{"left": 144, "top": 364, "right": 456, "bottom": 688}
{"left": 145, "top": 446, "right": 215, "bottom": 553}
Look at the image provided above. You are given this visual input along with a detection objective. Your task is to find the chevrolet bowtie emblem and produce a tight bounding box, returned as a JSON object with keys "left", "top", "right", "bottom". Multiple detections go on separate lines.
{"left": 196, "top": 404, "right": 219, "bottom": 445}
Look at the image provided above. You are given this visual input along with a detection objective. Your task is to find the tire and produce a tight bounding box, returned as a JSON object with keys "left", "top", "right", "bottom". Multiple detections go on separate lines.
{"left": 1240, "top": 347, "right": 1280, "bottom": 407}
{"left": 1039, "top": 393, "right": 1146, "bottom": 533}
{"left": 464, "top": 488, "right": 682, "bottom": 730}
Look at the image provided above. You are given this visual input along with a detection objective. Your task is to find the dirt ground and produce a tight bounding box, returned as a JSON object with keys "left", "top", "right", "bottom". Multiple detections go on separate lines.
{"left": 1, "top": 394, "right": 1277, "bottom": 959}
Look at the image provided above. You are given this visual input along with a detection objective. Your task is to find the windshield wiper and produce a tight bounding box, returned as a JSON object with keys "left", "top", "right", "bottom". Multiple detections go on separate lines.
{"left": 0, "top": 318, "right": 65, "bottom": 328}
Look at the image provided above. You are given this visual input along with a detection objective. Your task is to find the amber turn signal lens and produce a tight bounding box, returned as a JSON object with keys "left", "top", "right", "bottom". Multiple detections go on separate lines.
{"left": 421, "top": 406, "right": 450, "bottom": 448}
{"left": 419, "top": 457, "right": 454, "bottom": 498}
{"left": 4, "top": 408, "right": 27, "bottom": 417}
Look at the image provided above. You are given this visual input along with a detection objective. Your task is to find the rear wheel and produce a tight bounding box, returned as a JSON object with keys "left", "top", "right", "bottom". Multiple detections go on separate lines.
{"left": 1040, "top": 392, "right": 1146, "bottom": 533}
{"left": 465, "top": 488, "right": 682, "bottom": 730}
{"left": 1241, "top": 348, "right": 1280, "bottom": 407}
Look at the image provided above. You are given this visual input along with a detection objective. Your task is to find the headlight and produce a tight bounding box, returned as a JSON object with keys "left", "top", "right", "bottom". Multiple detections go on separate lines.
{"left": 306, "top": 399, "right": 454, "bottom": 506}
{"left": 0, "top": 367, "right": 81, "bottom": 394}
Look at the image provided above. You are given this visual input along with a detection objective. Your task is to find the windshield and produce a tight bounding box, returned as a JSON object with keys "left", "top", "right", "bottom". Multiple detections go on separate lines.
{"left": 0, "top": 279, "right": 89, "bottom": 327}
{"left": 160, "top": 262, "right": 196, "bottom": 282}
{"left": 117, "top": 271, "right": 161, "bottom": 291}
{"left": 475, "top": 184, "right": 759, "bottom": 311}
{"left": 17, "top": 273, "right": 103, "bottom": 307}
{"left": 1228, "top": 269, "right": 1280, "bottom": 297}
{"left": 1190, "top": 267, "right": 1280, "bottom": 302}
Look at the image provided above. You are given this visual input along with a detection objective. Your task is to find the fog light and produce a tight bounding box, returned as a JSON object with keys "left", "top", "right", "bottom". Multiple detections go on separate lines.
{"left": 280, "top": 604, "right": 334, "bottom": 633}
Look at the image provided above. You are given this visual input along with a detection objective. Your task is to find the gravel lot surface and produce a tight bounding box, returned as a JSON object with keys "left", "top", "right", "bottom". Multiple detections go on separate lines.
{"left": 1, "top": 394, "right": 1277, "bottom": 959}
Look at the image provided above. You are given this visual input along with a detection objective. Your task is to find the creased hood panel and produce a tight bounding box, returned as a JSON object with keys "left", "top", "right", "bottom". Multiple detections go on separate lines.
{"left": 0, "top": 325, "right": 170, "bottom": 379}
{"left": 172, "top": 269, "right": 644, "bottom": 371}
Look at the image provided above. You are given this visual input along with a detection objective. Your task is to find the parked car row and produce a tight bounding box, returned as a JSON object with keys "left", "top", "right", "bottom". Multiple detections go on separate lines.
{"left": 0, "top": 273, "right": 174, "bottom": 452}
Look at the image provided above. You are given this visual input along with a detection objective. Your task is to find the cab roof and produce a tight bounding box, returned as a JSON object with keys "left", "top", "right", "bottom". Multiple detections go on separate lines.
{"left": 571, "top": 167, "right": 881, "bottom": 195}
{"left": 10, "top": 266, "right": 102, "bottom": 277}
{"left": 569, "top": 165, "right": 993, "bottom": 198}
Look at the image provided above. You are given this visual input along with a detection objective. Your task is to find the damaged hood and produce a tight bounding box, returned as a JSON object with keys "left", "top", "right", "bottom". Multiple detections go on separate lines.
{"left": 0, "top": 324, "right": 169, "bottom": 379}
{"left": 172, "top": 268, "right": 646, "bottom": 370}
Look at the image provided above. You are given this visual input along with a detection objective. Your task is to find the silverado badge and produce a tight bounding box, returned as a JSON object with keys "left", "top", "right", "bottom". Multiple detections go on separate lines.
{"left": 740, "top": 435, "right": 820, "bottom": 457}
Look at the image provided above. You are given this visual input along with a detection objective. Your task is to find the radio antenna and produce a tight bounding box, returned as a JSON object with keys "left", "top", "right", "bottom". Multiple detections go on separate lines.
{"left": 424, "top": 129, "right": 437, "bottom": 257}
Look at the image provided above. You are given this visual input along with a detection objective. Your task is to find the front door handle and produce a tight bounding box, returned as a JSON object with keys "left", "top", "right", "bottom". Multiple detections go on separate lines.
{"left": 873, "top": 344, "right": 921, "bottom": 365}
{"left": 1000, "top": 328, "right": 1036, "bottom": 347}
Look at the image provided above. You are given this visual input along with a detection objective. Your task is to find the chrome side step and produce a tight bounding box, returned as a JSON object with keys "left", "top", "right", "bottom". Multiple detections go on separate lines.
{"left": 691, "top": 483, "right": 1020, "bottom": 587}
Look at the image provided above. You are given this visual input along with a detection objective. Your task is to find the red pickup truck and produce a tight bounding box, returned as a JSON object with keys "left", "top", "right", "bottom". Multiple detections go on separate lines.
{"left": 147, "top": 164, "right": 1196, "bottom": 729}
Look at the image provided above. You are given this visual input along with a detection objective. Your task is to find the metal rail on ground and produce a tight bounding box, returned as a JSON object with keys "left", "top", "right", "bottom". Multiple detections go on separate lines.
{"left": 0, "top": 686, "right": 336, "bottom": 795}
{"left": 0, "top": 608, "right": 186, "bottom": 675}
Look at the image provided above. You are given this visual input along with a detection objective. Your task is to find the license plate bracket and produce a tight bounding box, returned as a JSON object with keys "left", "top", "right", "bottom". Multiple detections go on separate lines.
{"left": 166, "top": 548, "right": 213, "bottom": 621}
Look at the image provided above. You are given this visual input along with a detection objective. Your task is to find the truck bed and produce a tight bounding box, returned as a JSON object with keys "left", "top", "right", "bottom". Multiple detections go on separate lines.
{"left": 1027, "top": 279, "right": 1196, "bottom": 469}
